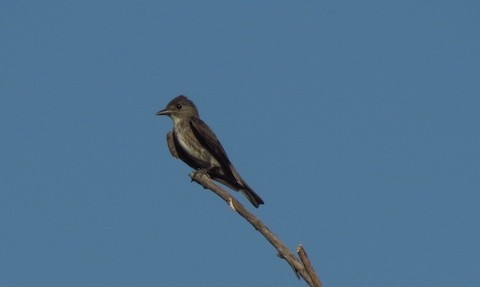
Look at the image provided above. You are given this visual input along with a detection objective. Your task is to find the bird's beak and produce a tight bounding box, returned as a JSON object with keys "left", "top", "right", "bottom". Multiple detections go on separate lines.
{"left": 156, "top": 109, "right": 171, "bottom": 116}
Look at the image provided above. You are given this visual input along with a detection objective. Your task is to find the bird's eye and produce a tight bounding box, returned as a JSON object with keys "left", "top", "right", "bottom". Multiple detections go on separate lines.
{"left": 176, "top": 104, "right": 182, "bottom": 109}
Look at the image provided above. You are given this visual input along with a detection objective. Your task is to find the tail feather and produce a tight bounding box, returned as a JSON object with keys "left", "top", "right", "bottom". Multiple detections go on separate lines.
{"left": 228, "top": 165, "right": 264, "bottom": 208}
{"left": 240, "top": 186, "right": 264, "bottom": 208}
{"left": 209, "top": 164, "right": 265, "bottom": 208}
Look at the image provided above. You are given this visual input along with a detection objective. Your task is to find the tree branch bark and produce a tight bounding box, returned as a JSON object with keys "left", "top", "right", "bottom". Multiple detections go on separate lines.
{"left": 298, "top": 245, "right": 323, "bottom": 287}
{"left": 190, "top": 171, "right": 323, "bottom": 287}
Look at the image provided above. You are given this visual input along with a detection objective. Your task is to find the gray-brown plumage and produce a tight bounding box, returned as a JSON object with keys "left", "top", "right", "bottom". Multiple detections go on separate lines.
{"left": 156, "top": 95, "right": 264, "bottom": 208}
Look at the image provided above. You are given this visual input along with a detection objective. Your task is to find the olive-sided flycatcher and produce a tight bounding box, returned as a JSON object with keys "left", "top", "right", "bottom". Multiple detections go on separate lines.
{"left": 156, "top": 95, "right": 264, "bottom": 208}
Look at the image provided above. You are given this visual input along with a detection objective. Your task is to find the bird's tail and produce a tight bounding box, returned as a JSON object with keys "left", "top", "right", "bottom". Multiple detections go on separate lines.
{"left": 229, "top": 165, "right": 264, "bottom": 208}
{"left": 213, "top": 164, "right": 265, "bottom": 208}
{"left": 240, "top": 185, "right": 264, "bottom": 208}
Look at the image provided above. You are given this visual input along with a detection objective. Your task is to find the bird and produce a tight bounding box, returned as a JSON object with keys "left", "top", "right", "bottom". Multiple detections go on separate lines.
{"left": 156, "top": 95, "right": 264, "bottom": 208}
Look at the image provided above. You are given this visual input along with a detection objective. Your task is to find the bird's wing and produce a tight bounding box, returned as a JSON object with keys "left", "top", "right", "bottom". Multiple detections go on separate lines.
{"left": 166, "top": 131, "right": 179, "bottom": 158}
{"left": 190, "top": 117, "right": 264, "bottom": 207}
{"left": 189, "top": 117, "right": 233, "bottom": 169}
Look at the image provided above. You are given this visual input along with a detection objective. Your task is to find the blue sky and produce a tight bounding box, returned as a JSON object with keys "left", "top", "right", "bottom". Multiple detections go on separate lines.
{"left": 1, "top": 1, "right": 479, "bottom": 286}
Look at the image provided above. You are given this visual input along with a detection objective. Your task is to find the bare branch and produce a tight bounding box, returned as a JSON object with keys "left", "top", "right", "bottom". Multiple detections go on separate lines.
{"left": 190, "top": 171, "right": 323, "bottom": 287}
{"left": 297, "top": 245, "right": 323, "bottom": 287}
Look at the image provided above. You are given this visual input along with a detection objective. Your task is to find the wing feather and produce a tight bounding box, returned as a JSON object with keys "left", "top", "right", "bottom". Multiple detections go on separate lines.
{"left": 189, "top": 117, "right": 232, "bottom": 169}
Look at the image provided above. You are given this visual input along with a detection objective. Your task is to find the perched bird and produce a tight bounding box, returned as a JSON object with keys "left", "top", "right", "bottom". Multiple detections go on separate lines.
{"left": 156, "top": 95, "right": 264, "bottom": 208}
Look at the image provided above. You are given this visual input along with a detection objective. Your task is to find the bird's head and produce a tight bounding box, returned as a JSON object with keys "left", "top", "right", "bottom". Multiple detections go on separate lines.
{"left": 156, "top": 95, "right": 199, "bottom": 121}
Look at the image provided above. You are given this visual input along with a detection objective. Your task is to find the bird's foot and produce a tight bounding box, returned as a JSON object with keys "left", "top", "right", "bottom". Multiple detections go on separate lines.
{"left": 190, "top": 169, "right": 211, "bottom": 186}
{"left": 195, "top": 168, "right": 210, "bottom": 175}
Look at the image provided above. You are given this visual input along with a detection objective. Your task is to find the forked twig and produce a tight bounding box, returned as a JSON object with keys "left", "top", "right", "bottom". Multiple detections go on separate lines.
{"left": 190, "top": 171, "right": 323, "bottom": 287}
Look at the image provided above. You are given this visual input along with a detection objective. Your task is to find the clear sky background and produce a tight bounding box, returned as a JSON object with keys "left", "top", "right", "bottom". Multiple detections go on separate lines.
{"left": 1, "top": 1, "right": 479, "bottom": 286}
